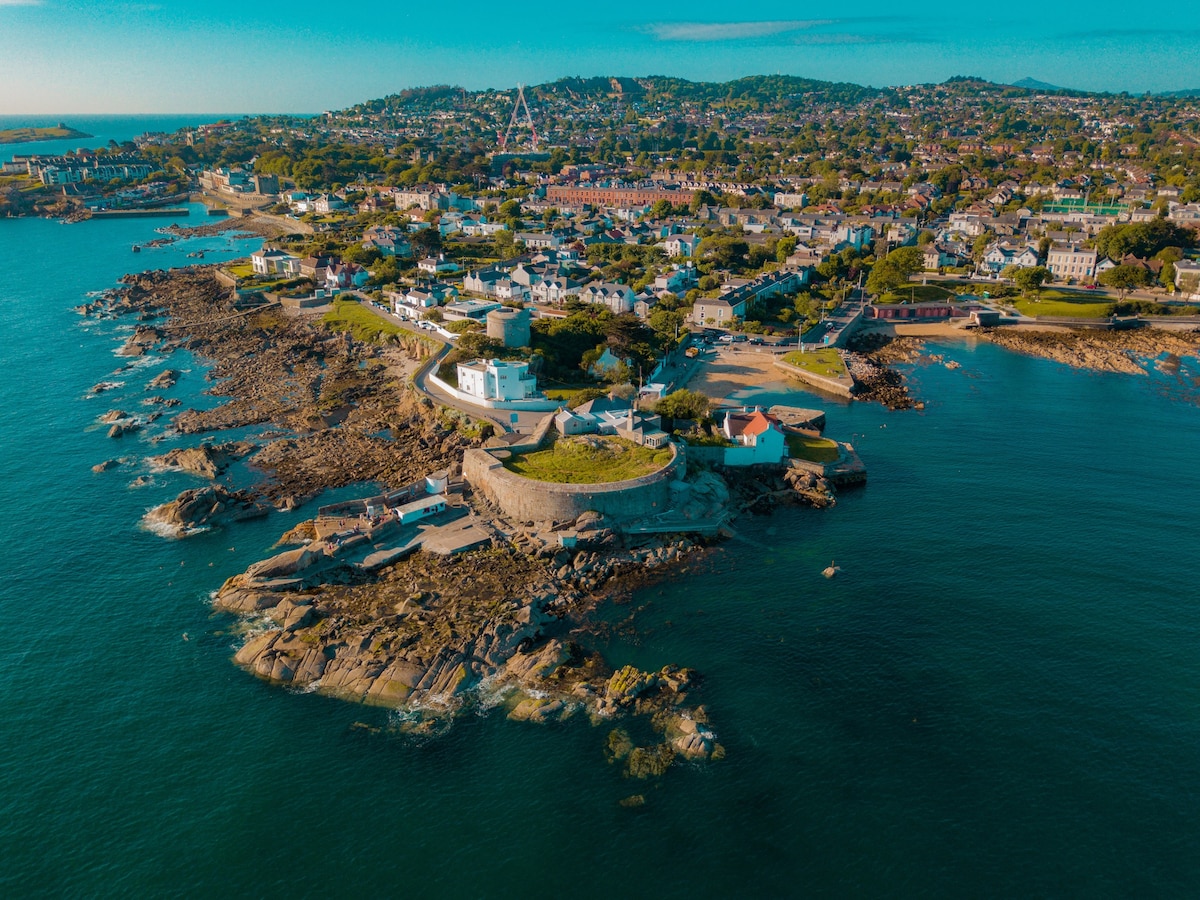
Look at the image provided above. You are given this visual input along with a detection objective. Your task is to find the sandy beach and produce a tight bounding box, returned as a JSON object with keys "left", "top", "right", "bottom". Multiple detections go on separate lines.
{"left": 684, "top": 347, "right": 797, "bottom": 401}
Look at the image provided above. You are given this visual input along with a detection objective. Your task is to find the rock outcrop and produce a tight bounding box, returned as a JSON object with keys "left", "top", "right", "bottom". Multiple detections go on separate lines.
{"left": 143, "top": 485, "right": 268, "bottom": 536}
{"left": 147, "top": 441, "right": 254, "bottom": 479}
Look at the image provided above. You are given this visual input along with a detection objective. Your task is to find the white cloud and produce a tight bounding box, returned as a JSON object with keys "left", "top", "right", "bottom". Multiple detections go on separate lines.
{"left": 644, "top": 20, "right": 833, "bottom": 42}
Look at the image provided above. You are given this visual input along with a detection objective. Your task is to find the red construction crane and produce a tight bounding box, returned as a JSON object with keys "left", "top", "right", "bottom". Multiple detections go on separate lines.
{"left": 497, "top": 84, "right": 538, "bottom": 152}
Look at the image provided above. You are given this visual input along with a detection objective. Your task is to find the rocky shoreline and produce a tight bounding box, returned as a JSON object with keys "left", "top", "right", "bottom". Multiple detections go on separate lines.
{"left": 81, "top": 265, "right": 844, "bottom": 786}
{"left": 981, "top": 326, "right": 1200, "bottom": 377}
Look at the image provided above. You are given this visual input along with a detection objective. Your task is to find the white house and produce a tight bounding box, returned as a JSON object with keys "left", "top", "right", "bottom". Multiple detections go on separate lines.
{"left": 578, "top": 282, "right": 635, "bottom": 314}
{"left": 1046, "top": 243, "right": 1098, "bottom": 281}
{"left": 251, "top": 248, "right": 300, "bottom": 276}
{"left": 663, "top": 234, "right": 702, "bottom": 258}
{"left": 456, "top": 358, "right": 539, "bottom": 402}
{"left": 531, "top": 276, "right": 581, "bottom": 305}
{"left": 418, "top": 254, "right": 459, "bottom": 275}
{"left": 981, "top": 242, "right": 1041, "bottom": 275}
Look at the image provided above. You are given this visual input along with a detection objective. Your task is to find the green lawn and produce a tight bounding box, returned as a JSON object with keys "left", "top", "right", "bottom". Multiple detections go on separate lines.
{"left": 505, "top": 435, "right": 672, "bottom": 484}
{"left": 781, "top": 348, "right": 848, "bottom": 379}
{"left": 322, "top": 299, "right": 405, "bottom": 343}
{"left": 1013, "top": 290, "right": 1115, "bottom": 319}
{"left": 786, "top": 432, "right": 840, "bottom": 464}
{"left": 225, "top": 263, "right": 255, "bottom": 279}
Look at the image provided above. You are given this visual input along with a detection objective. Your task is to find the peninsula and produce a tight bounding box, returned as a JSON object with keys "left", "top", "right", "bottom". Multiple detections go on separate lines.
{"left": 0, "top": 123, "right": 92, "bottom": 144}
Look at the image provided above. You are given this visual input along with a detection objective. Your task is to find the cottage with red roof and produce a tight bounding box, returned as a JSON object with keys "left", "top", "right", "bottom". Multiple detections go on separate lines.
{"left": 720, "top": 408, "right": 787, "bottom": 465}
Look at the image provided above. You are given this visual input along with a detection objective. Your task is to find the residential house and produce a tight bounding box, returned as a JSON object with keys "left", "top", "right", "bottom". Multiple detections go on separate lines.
{"left": 251, "top": 248, "right": 300, "bottom": 276}
{"left": 663, "top": 234, "right": 702, "bottom": 258}
{"left": 456, "top": 359, "right": 539, "bottom": 402}
{"left": 1046, "top": 243, "right": 1098, "bottom": 281}
{"left": 324, "top": 263, "right": 369, "bottom": 291}
{"left": 720, "top": 408, "right": 788, "bottom": 465}
{"left": 514, "top": 232, "right": 563, "bottom": 250}
{"left": 362, "top": 225, "right": 412, "bottom": 258}
{"left": 692, "top": 295, "right": 746, "bottom": 326}
{"left": 980, "top": 243, "right": 1041, "bottom": 275}
{"left": 578, "top": 282, "right": 635, "bottom": 314}
{"left": 299, "top": 254, "right": 337, "bottom": 280}
{"left": 531, "top": 276, "right": 582, "bottom": 305}
{"left": 418, "top": 254, "right": 460, "bottom": 275}
{"left": 441, "top": 299, "right": 502, "bottom": 322}
{"left": 312, "top": 194, "right": 346, "bottom": 214}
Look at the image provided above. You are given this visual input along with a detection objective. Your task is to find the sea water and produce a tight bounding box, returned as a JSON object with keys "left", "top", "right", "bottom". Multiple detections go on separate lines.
{"left": 2, "top": 209, "right": 1200, "bottom": 896}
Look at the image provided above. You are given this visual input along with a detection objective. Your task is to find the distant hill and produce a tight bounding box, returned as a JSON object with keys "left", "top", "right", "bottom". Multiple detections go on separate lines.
{"left": 1011, "top": 77, "right": 1066, "bottom": 91}
{"left": 1160, "top": 88, "right": 1200, "bottom": 97}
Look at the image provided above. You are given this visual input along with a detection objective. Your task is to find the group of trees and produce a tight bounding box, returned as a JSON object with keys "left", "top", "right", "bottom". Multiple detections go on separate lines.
{"left": 864, "top": 246, "right": 925, "bottom": 296}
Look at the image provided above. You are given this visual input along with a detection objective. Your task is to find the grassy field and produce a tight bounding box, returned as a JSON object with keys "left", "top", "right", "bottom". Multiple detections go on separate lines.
{"left": 225, "top": 263, "right": 255, "bottom": 279}
{"left": 505, "top": 435, "right": 672, "bottom": 484}
{"left": 786, "top": 432, "right": 841, "bottom": 463}
{"left": 1013, "top": 290, "right": 1115, "bottom": 319}
{"left": 781, "top": 348, "right": 848, "bottom": 378}
{"left": 322, "top": 299, "right": 406, "bottom": 343}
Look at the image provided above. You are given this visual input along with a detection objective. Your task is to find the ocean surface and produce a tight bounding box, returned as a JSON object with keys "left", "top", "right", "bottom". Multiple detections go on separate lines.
{"left": 3, "top": 204, "right": 1200, "bottom": 897}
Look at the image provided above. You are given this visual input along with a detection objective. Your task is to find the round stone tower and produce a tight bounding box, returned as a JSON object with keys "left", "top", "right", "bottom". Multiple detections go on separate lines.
{"left": 486, "top": 307, "right": 531, "bottom": 348}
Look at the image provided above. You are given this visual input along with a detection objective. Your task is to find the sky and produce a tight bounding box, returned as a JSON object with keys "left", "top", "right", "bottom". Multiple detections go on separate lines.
{"left": 1, "top": 1, "right": 1198, "bottom": 114}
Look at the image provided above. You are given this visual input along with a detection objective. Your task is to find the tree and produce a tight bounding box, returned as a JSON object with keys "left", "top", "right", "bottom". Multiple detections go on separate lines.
{"left": 654, "top": 389, "right": 712, "bottom": 422}
{"left": 410, "top": 227, "right": 441, "bottom": 255}
{"left": 1160, "top": 260, "right": 1177, "bottom": 292}
{"left": 886, "top": 246, "right": 924, "bottom": 277}
{"left": 689, "top": 189, "right": 717, "bottom": 213}
{"left": 865, "top": 258, "right": 906, "bottom": 296}
{"left": 1012, "top": 266, "right": 1050, "bottom": 297}
{"left": 1098, "top": 264, "right": 1151, "bottom": 301}
{"left": 776, "top": 236, "right": 797, "bottom": 263}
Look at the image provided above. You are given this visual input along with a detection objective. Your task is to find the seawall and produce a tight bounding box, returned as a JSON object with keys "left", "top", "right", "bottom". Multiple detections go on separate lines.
{"left": 773, "top": 359, "right": 855, "bottom": 399}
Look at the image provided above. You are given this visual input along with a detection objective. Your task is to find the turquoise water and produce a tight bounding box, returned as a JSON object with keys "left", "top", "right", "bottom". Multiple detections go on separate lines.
{"left": 3, "top": 208, "right": 1200, "bottom": 896}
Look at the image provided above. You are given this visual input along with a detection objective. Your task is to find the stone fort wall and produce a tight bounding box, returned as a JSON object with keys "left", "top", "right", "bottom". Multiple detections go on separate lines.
{"left": 462, "top": 444, "right": 686, "bottom": 524}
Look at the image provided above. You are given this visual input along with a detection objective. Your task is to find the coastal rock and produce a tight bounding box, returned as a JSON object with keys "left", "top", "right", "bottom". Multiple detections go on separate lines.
{"left": 508, "top": 696, "right": 574, "bottom": 724}
{"left": 117, "top": 325, "right": 162, "bottom": 357}
{"left": 148, "top": 441, "right": 254, "bottom": 479}
{"left": 107, "top": 421, "right": 141, "bottom": 438}
{"left": 147, "top": 368, "right": 179, "bottom": 390}
{"left": 92, "top": 458, "right": 122, "bottom": 473}
{"left": 99, "top": 409, "right": 129, "bottom": 424}
{"left": 143, "top": 485, "right": 268, "bottom": 536}
{"left": 245, "top": 545, "right": 325, "bottom": 580}
{"left": 606, "top": 665, "right": 658, "bottom": 706}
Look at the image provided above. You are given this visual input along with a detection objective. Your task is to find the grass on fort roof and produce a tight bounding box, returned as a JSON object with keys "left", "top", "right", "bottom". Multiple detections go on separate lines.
{"left": 322, "top": 298, "right": 405, "bottom": 343}
{"left": 1013, "top": 291, "right": 1115, "bottom": 319}
{"left": 780, "top": 347, "right": 848, "bottom": 378}
{"left": 505, "top": 434, "right": 672, "bottom": 484}
{"left": 787, "top": 432, "right": 841, "bottom": 464}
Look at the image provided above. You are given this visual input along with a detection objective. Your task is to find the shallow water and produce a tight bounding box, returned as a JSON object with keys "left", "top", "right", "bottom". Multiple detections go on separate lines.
{"left": 2, "top": 209, "right": 1200, "bottom": 896}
